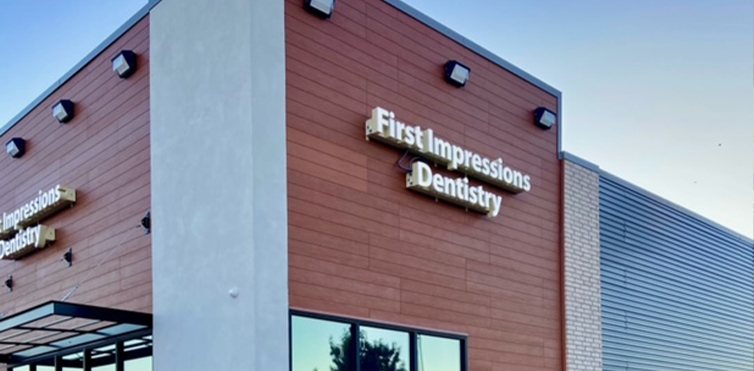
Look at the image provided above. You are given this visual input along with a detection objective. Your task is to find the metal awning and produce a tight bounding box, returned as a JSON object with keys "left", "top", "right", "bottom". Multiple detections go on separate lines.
{"left": 0, "top": 301, "right": 151, "bottom": 366}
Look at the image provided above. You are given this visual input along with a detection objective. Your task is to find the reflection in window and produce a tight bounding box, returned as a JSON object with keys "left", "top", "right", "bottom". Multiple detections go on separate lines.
{"left": 125, "top": 356, "right": 152, "bottom": 370}
{"left": 291, "top": 314, "right": 465, "bottom": 371}
{"left": 60, "top": 351, "right": 83, "bottom": 370}
{"left": 360, "top": 327, "right": 409, "bottom": 371}
{"left": 292, "top": 316, "right": 352, "bottom": 371}
{"left": 417, "top": 335, "right": 461, "bottom": 371}
{"left": 91, "top": 343, "right": 116, "bottom": 371}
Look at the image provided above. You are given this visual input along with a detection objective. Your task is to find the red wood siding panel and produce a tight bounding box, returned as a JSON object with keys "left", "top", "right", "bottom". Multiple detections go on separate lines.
{"left": 0, "top": 18, "right": 151, "bottom": 315}
{"left": 286, "top": 1, "right": 561, "bottom": 370}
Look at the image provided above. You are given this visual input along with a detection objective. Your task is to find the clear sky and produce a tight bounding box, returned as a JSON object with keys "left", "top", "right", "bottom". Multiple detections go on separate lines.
{"left": 403, "top": 0, "right": 754, "bottom": 238}
{"left": 1, "top": 1, "right": 752, "bottom": 238}
{"left": 0, "top": 0, "right": 147, "bottom": 125}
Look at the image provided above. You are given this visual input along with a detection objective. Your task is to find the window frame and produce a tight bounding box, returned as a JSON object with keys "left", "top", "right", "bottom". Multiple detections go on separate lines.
{"left": 290, "top": 310, "right": 468, "bottom": 371}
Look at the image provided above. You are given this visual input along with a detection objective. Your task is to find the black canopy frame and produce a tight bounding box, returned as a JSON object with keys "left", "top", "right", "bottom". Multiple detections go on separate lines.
{"left": 0, "top": 301, "right": 152, "bottom": 368}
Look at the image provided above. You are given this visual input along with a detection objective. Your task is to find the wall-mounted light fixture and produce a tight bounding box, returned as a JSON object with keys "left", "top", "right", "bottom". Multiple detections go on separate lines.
{"left": 305, "top": 0, "right": 335, "bottom": 19}
{"left": 112, "top": 50, "right": 138, "bottom": 79}
{"left": 444, "top": 60, "right": 470, "bottom": 87}
{"left": 52, "top": 100, "right": 75, "bottom": 123}
{"left": 5, "top": 276, "right": 13, "bottom": 292}
{"left": 63, "top": 248, "right": 73, "bottom": 267}
{"left": 5, "top": 138, "right": 26, "bottom": 159}
{"left": 534, "top": 107, "right": 557, "bottom": 130}
{"left": 140, "top": 211, "right": 151, "bottom": 235}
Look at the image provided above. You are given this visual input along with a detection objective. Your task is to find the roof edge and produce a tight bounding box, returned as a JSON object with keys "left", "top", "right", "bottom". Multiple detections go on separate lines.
{"left": 0, "top": 0, "right": 162, "bottom": 138}
{"left": 383, "top": 0, "right": 561, "bottom": 99}
{"left": 560, "top": 151, "right": 600, "bottom": 172}
{"left": 561, "top": 151, "right": 754, "bottom": 244}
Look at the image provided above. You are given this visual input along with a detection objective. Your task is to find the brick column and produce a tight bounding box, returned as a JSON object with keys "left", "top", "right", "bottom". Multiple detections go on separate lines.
{"left": 563, "top": 158, "right": 603, "bottom": 370}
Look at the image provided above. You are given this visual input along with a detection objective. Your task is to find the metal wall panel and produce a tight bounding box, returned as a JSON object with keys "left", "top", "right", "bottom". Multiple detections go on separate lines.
{"left": 600, "top": 173, "right": 754, "bottom": 370}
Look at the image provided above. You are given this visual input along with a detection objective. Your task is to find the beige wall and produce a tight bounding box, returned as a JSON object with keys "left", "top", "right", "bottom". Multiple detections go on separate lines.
{"left": 563, "top": 159, "right": 603, "bottom": 370}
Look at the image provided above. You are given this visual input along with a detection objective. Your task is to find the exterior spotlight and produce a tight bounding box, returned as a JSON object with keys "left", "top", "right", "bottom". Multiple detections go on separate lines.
{"left": 140, "top": 211, "right": 151, "bottom": 234}
{"left": 534, "top": 107, "right": 557, "bottom": 130}
{"left": 112, "top": 50, "right": 138, "bottom": 79}
{"left": 63, "top": 248, "right": 73, "bottom": 267}
{"left": 444, "top": 60, "right": 470, "bottom": 87}
{"left": 5, "top": 276, "right": 12, "bottom": 292}
{"left": 5, "top": 138, "right": 26, "bottom": 158}
{"left": 305, "top": 0, "right": 335, "bottom": 19}
{"left": 52, "top": 100, "right": 75, "bottom": 123}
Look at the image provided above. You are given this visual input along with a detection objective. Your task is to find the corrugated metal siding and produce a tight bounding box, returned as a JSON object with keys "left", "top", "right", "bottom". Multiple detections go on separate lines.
{"left": 600, "top": 173, "right": 754, "bottom": 371}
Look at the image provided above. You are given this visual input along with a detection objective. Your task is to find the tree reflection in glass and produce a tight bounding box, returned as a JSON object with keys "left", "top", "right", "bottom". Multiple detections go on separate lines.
{"left": 292, "top": 316, "right": 352, "bottom": 371}
{"left": 329, "top": 326, "right": 409, "bottom": 371}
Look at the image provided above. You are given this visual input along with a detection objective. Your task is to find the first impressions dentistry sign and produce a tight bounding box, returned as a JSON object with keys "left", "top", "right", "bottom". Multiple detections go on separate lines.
{"left": 366, "top": 107, "right": 531, "bottom": 217}
{"left": 0, "top": 185, "right": 76, "bottom": 260}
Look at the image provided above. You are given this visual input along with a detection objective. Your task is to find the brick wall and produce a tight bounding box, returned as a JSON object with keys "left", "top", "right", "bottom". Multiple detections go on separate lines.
{"left": 286, "top": 0, "right": 563, "bottom": 369}
{"left": 563, "top": 160, "right": 603, "bottom": 370}
{"left": 0, "top": 18, "right": 151, "bottom": 316}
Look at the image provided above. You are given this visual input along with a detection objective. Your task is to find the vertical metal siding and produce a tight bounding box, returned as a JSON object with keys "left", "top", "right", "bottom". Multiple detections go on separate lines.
{"left": 600, "top": 174, "right": 754, "bottom": 371}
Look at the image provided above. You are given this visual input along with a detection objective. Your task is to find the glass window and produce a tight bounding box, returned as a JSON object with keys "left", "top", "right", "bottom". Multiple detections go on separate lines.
{"left": 62, "top": 351, "right": 84, "bottom": 370}
{"left": 417, "top": 335, "right": 461, "bottom": 371}
{"left": 14, "top": 336, "right": 153, "bottom": 371}
{"left": 359, "top": 327, "right": 409, "bottom": 371}
{"left": 292, "top": 316, "right": 353, "bottom": 371}
{"left": 125, "top": 356, "right": 152, "bottom": 371}
{"left": 291, "top": 314, "right": 465, "bottom": 371}
{"left": 91, "top": 343, "right": 116, "bottom": 371}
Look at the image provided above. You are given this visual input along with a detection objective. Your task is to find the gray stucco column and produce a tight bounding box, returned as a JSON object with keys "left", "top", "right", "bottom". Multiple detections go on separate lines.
{"left": 150, "top": 0, "right": 287, "bottom": 369}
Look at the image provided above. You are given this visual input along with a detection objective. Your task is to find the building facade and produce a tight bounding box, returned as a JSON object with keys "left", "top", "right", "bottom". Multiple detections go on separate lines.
{"left": 563, "top": 153, "right": 754, "bottom": 371}
{"left": 0, "top": 14, "right": 153, "bottom": 370}
{"left": 284, "top": 1, "right": 562, "bottom": 370}
{"left": 0, "top": 1, "right": 750, "bottom": 371}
